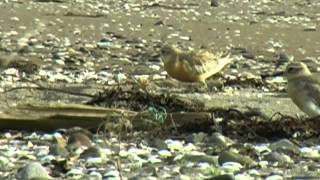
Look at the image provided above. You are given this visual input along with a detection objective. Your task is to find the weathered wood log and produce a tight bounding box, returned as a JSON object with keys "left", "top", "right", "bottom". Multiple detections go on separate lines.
{"left": 0, "top": 103, "right": 213, "bottom": 131}
{"left": 0, "top": 103, "right": 136, "bottom": 131}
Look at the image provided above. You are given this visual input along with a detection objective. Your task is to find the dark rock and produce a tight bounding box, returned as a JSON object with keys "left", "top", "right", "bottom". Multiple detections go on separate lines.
{"left": 242, "top": 52, "right": 255, "bottom": 59}
{"left": 18, "top": 46, "right": 33, "bottom": 54}
{"left": 67, "top": 131, "right": 93, "bottom": 151}
{"left": 278, "top": 52, "right": 290, "bottom": 62}
{"left": 270, "top": 139, "right": 300, "bottom": 155}
{"left": 207, "top": 132, "right": 234, "bottom": 149}
{"left": 67, "top": 127, "right": 93, "bottom": 140}
{"left": 49, "top": 144, "right": 69, "bottom": 157}
{"left": 149, "top": 137, "right": 168, "bottom": 149}
{"left": 208, "top": 174, "right": 235, "bottom": 180}
{"left": 218, "top": 150, "right": 256, "bottom": 167}
{"left": 182, "top": 154, "right": 217, "bottom": 164}
{"left": 211, "top": 0, "right": 219, "bottom": 7}
{"left": 18, "top": 162, "right": 51, "bottom": 180}
{"left": 154, "top": 20, "right": 164, "bottom": 26}
{"left": 276, "top": 52, "right": 291, "bottom": 67}
{"left": 263, "top": 152, "right": 293, "bottom": 166}
{"left": 80, "top": 146, "right": 102, "bottom": 159}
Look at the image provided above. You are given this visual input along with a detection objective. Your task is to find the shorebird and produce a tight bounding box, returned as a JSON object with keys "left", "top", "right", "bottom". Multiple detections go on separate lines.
{"left": 286, "top": 62, "right": 320, "bottom": 117}
{"left": 160, "top": 45, "right": 232, "bottom": 88}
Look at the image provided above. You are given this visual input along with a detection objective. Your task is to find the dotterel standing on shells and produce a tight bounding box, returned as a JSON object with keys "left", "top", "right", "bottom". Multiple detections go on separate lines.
{"left": 160, "top": 45, "right": 232, "bottom": 88}
{"left": 286, "top": 62, "right": 320, "bottom": 117}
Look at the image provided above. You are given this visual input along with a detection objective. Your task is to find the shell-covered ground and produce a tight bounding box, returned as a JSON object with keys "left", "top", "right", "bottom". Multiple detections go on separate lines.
{"left": 0, "top": 0, "right": 320, "bottom": 179}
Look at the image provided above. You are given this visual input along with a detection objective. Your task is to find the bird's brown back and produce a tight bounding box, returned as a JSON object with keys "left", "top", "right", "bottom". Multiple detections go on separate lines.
{"left": 161, "top": 45, "right": 232, "bottom": 83}
{"left": 178, "top": 50, "right": 231, "bottom": 79}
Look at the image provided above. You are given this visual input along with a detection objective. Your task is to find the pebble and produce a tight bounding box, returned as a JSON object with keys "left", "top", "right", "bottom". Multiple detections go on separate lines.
{"left": 221, "top": 161, "right": 243, "bottom": 173}
{"left": 207, "top": 132, "right": 234, "bottom": 149}
{"left": 49, "top": 144, "right": 69, "bottom": 157}
{"left": 265, "top": 174, "right": 283, "bottom": 180}
{"left": 300, "top": 147, "right": 320, "bottom": 158}
{"left": 218, "top": 150, "right": 256, "bottom": 167}
{"left": 80, "top": 146, "right": 102, "bottom": 159}
{"left": 211, "top": 0, "right": 219, "bottom": 7}
{"left": 269, "top": 139, "right": 300, "bottom": 155}
{"left": 210, "top": 174, "right": 235, "bottom": 180}
{"left": 66, "top": 168, "right": 84, "bottom": 178}
{"left": 18, "top": 162, "right": 52, "bottom": 180}
{"left": 67, "top": 131, "right": 93, "bottom": 152}
{"left": 0, "top": 0, "right": 319, "bottom": 179}
{"left": 263, "top": 152, "right": 293, "bottom": 166}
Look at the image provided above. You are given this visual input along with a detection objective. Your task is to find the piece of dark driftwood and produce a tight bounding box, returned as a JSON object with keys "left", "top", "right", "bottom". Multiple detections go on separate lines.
{"left": 0, "top": 103, "right": 213, "bottom": 131}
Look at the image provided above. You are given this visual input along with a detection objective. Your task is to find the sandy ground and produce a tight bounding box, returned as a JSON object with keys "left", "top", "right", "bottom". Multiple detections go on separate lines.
{"left": 1, "top": 1, "right": 320, "bottom": 179}
{"left": 0, "top": 0, "right": 319, "bottom": 117}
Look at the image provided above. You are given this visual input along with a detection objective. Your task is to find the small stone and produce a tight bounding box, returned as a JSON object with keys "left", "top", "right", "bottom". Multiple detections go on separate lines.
{"left": 97, "top": 41, "right": 112, "bottom": 49}
{"left": 234, "top": 173, "right": 254, "bottom": 180}
{"left": 242, "top": 52, "right": 255, "bottom": 59}
{"left": 89, "top": 171, "right": 103, "bottom": 179}
{"left": 66, "top": 168, "right": 84, "bottom": 178}
{"left": 211, "top": 0, "right": 219, "bottom": 7}
{"left": 114, "top": 73, "right": 127, "bottom": 83}
{"left": 265, "top": 174, "right": 283, "bottom": 180}
{"left": 49, "top": 144, "right": 69, "bottom": 157}
{"left": 103, "top": 170, "right": 120, "bottom": 179}
{"left": 276, "top": 52, "right": 292, "bottom": 67}
{"left": 187, "top": 132, "right": 207, "bottom": 144}
{"left": 218, "top": 150, "right": 256, "bottom": 167}
{"left": 300, "top": 147, "right": 320, "bottom": 158}
{"left": 269, "top": 139, "right": 300, "bottom": 155}
{"left": 263, "top": 152, "right": 293, "bottom": 166}
{"left": 207, "top": 132, "right": 234, "bottom": 149}
{"left": 18, "top": 162, "right": 52, "bottom": 180}
{"left": 67, "top": 132, "right": 93, "bottom": 151}
{"left": 149, "top": 138, "right": 168, "bottom": 149}
{"left": 158, "top": 149, "right": 172, "bottom": 159}
{"left": 210, "top": 174, "right": 235, "bottom": 180}
{"left": 179, "top": 36, "right": 191, "bottom": 41}
{"left": 81, "top": 172, "right": 103, "bottom": 180}
{"left": 10, "top": 17, "right": 20, "bottom": 21}
{"left": 303, "top": 25, "right": 316, "bottom": 31}
{"left": 67, "top": 127, "right": 93, "bottom": 140}
{"left": 278, "top": 52, "right": 290, "bottom": 62}
{"left": 18, "top": 46, "right": 33, "bottom": 54}
{"left": 53, "top": 59, "right": 65, "bottom": 66}
{"left": 86, "top": 157, "right": 104, "bottom": 167}
{"left": 182, "top": 154, "right": 217, "bottom": 164}
{"left": 0, "top": 155, "right": 10, "bottom": 166}
{"left": 154, "top": 20, "right": 164, "bottom": 26}
{"left": 165, "top": 139, "right": 184, "bottom": 152}
{"left": 80, "top": 146, "right": 102, "bottom": 159}
{"left": 52, "top": 132, "right": 67, "bottom": 146}
{"left": 221, "top": 161, "right": 243, "bottom": 173}
{"left": 205, "top": 11, "right": 212, "bottom": 16}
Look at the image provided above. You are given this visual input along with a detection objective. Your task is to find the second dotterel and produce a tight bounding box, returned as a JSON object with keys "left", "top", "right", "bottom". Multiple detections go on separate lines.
{"left": 286, "top": 62, "right": 320, "bottom": 117}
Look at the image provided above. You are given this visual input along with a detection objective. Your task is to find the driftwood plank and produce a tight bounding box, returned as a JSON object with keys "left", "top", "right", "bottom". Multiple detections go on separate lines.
{"left": 0, "top": 103, "right": 214, "bottom": 131}
{"left": 0, "top": 103, "right": 137, "bottom": 131}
